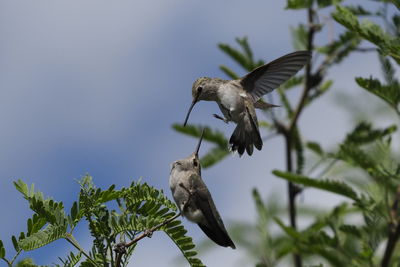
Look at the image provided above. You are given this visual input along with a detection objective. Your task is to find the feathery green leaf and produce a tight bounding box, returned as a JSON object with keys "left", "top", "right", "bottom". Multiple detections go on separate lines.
{"left": 18, "top": 224, "right": 68, "bottom": 251}
{"left": 286, "top": 0, "right": 313, "bottom": 9}
{"left": 306, "top": 141, "right": 324, "bottom": 156}
{"left": 272, "top": 170, "right": 359, "bottom": 200}
{"left": 333, "top": 5, "right": 400, "bottom": 63}
{"left": 164, "top": 218, "right": 205, "bottom": 267}
{"left": 0, "top": 239, "right": 5, "bottom": 258}
{"left": 219, "top": 65, "right": 240, "bottom": 80}
{"left": 356, "top": 77, "right": 400, "bottom": 113}
{"left": 200, "top": 147, "right": 230, "bottom": 168}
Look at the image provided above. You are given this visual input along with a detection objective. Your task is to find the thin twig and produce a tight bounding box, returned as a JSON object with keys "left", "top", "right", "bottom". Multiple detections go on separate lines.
{"left": 284, "top": 7, "right": 316, "bottom": 267}
{"left": 284, "top": 132, "right": 303, "bottom": 267}
{"left": 1, "top": 257, "right": 11, "bottom": 267}
{"left": 288, "top": 11, "right": 315, "bottom": 133}
{"left": 65, "top": 235, "right": 100, "bottom": 267}
{"left": 8, "top": 250, "right": 22, "bottom": 267}
{"left": 381, "top": 186, "right": 400, "bottom": 267}
{"left": 354, "top": 47, "right": 377, "bottom": 52}
{"left": 114, "top": 213, "right": 181, "bottom": 267}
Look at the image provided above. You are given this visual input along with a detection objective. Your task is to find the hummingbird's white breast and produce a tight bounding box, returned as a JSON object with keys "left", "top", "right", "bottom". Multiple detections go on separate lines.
{"left": 217, "top": 82, "right": 246, "bottom": 123}
{"left": 184, "top": 207, "right": 205, "bottom": 223}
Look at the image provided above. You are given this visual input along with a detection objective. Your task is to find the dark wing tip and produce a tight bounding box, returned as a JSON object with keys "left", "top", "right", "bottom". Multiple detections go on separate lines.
{"left": 198, "top": 223, "right": 236, "bottom": 249}
{"left": 228, "top": 240, "right": 236, "bottom": 249}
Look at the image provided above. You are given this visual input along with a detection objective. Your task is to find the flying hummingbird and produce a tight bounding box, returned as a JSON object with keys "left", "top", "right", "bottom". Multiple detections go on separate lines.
{"left": 169, "top": 130, "right": 236, "bottom": 249}
{"left": 183, "top": 51, "right": 311, "bottom": 156}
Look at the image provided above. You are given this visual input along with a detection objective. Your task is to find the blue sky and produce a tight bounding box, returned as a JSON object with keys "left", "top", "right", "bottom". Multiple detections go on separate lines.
{"left": 0, "top": 1, "right": 396, "bottom": 266}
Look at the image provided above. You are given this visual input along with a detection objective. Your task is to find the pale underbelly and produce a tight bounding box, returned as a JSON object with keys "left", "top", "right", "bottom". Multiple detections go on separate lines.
{"left": 218, "top": 102, "right": 243, "bottom": 123}
{"left": 217, "top": 86, "right": 246, "bottom": 123}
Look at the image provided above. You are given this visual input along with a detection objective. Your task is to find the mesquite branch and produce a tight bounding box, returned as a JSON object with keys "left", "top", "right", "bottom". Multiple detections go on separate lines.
{"left": 381, "top": 187, "right": 400, "bottom": 267}
{"left": 274, "top": 6, "right": 317, "bottom": 267}
{"left": 114, "top": 213, "right": 181, "bottom": 267}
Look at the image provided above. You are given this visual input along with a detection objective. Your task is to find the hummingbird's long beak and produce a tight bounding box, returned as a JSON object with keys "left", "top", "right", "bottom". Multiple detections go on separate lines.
{"left": 183, "top": 92, "right": 201, "bottom": 126}
{"left": 194, "top": 129, "right": 205, "bottom": 156}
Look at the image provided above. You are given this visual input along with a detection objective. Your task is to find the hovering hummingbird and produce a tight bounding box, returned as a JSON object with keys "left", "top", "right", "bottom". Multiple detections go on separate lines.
{"left": 169, "top": 130, "right": 236, "bottom": 249}
{"left": 183, "top": 51, "right": 311, "bottom": 156}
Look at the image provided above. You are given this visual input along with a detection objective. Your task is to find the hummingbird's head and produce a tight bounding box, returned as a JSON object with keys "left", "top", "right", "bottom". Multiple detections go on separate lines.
{"left": 183, "top": 77, "right": 218, "bottom": 126}
{"left": 171, "top": 129, "right": 204, "bottom": 174}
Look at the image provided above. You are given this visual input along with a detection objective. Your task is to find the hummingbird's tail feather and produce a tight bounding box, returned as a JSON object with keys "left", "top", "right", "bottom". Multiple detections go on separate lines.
{"left": 248, "top": 108, "right": 263, "bottom": 151}
{"left": 229, "top": 108, "right": 262, "bottom": 156}
{"left": 254, "top": 99, "right": 280, "bottom": 110}
{"left": 198, "top": 223, "right": 236, "bottom": 249}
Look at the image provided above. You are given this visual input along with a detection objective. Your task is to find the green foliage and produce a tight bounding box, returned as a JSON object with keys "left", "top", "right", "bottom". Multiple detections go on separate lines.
{"left": 277, "top": 87, "right": 294, "bottom": 116}
{"left": 274, "top": 217, "right": 301, "bottom": 239}
{"left": 343, "top": 122, "right": 397, "bottom": 145}
{"left": 14, "top": 179, "right": 68, "bottom": 226}
{"left": 341, "top": 5, "right": 372, "bottom": 16}
{"left": 293, "top": 127, "right": 305, "bottom": 174}
{"left": 306, "top": 141, "right": 324, "bottom": 156}
{"left": 56, "top": 252, "right": 82, "bottom": 267}
{"left": 19, "top": 224, "right": 68, "bottom": 251}
{"left": 356, "top": 77, "right": 400, "bottom": 114}
{"left": 332, "top": 123, "right": 398, "bottom": 180}
{"left": 317, "top": 31, "right": 361, "bottom": 64}
{"left": 272, "top": 170, "right": 359, "bottom": 200}
{"left": 316, "top": 0, "right": 343, "bottom": 9}
{"left": 164, "top": 220, "right": 206, "bottom": 267}
{"left": 227, "top": 190, "right": 300, "bottom": 265}
{"left": 218, "top": 37, "right": 263, "bottom": 72}
{"left": 4, "top": 177, "right": 204, "bottom": 267}
{"left": 332, "top": 5, "right": 400, "bottom": 63}
{"left": 200, "top": 147, "right": 231, "bottom": 169}
{"left": 15, "top": 258, "right": 38, "bottom": 267}
{"left": 0, "top": 239, "right": 5, "bottom": 258}
{"left": 291, "top": 24, "right": 308, "bottom": 50}
{"left": 283, "top": 76, "right": 304, "bottom": 90}
{"left": 172, "top": 123, "right": 230, "bottom": 168}
{"left": 219, "top": 65, "right": 239, "bottom": 80}
{"left": 286, "top": 0, "right": 313, "bottom": 10}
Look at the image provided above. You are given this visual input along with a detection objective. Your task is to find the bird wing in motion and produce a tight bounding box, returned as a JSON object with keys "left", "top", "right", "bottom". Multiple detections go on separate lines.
{"left": 190, "top": 174, "right": 236, "bottom": 248}
{"left": 240, "top": 51, "right": 311, "bottom": 102}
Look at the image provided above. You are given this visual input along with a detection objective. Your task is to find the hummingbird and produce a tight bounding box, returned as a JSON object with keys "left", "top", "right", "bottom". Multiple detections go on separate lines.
{"left": 183, "top": 51, "right": 311, "bottom": 156}
{"left": 169, "top": 130, "right": 236, "bottom": 249}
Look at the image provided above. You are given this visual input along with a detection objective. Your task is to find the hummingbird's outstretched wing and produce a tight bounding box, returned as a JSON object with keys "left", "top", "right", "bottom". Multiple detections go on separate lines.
{"left": 191, "top": 175, "right": 236, "bottom": 249}
{"left": 241, "top": 51, "right": 311, "bottom": 101}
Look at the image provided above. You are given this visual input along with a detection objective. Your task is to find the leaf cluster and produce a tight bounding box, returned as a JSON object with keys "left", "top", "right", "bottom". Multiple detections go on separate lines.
{"left": 1, "top": 176, "right": 204, "bottom": 267}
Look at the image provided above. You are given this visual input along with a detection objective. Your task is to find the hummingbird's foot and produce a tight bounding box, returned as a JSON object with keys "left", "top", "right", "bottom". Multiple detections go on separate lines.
{"left": 213, "top": 114, "right": 229, "bottom": 124}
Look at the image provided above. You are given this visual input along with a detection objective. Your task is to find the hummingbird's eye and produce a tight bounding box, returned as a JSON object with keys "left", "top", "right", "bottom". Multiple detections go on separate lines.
{"left": 197, "top": 87, "right": 203, "bottom": 93}
{"left": 193, "top": 159, "right": 198, "bottom": 167}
